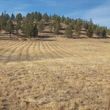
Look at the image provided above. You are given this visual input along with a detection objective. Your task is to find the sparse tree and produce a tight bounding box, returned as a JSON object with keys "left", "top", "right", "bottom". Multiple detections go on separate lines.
{"left": 38, "top": 20, "right": 45, "bottom": 32}
{"left": 83, "top": 21, "right": 89, "bottom": 30}
{"left": 74, "top": 20, "right": 82, "bottom": 36}
{"left": 53, "top": 20, "right": 61, "bottom": 34}
{"left": 15, "top": 21, "right": 21, "bottom": 35}
{"left": 95, "top": 26, "right": 107, "bottom": 38}
{"left": 43, "top": 13, "right": 49, "bottom": 22}
{"left": 107, "top": 29, "right": 110, "bottom": 35}
{"left": 87, "top": 25, "right": 93, "bottom": 37}
{"left": 49, "top": 22, "right": 53, "bottom": 33}
{"left": 95, "top": 27, "right": 100, "bottom": 36}
{"left": 22, "top": 21, "right": 32, "bottom": 38}
{"left": 16, "top": 13, "right": 22, "bottom": 22}
{"left": 34, "top": 12, "right": 42, "bottom": 21}
{"left": 102, "top": 29, "right": 107, "bottom": 38}
{"left": 6, "top": 19, "right": 14, "bottom": 37}
{"left": 0, "top": 12, "right": 10, "bottom": 30}
{"left": 11, "top": 14, "right": 15, "bottom": 20}
{"left": 22, "top": 21, "right": 38, "bottom": 38}
{"left": 65, "top": 25, "right": 73, "bottom": 38}
{"left": 31, "top": 24, "right": 38, "bottom": 38}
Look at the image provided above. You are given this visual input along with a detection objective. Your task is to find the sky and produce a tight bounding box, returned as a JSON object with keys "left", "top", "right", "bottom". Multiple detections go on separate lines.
{"left": 0, "top": 0, "right": 110, "bottom": 27}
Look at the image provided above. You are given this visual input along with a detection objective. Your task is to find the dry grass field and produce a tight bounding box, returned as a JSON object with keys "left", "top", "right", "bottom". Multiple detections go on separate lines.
{"left": 0, "top": 37, "right": 110, "bottom": 110}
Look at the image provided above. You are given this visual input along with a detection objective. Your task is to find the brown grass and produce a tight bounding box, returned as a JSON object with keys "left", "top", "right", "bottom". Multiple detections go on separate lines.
{"left": 0, "top": 37, "right": 110, "bottom": 110}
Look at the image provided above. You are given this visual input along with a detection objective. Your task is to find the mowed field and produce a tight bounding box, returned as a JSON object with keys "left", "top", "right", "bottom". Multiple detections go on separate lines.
{"left": 0, "top": 37, "right": 110, "bottom": 110}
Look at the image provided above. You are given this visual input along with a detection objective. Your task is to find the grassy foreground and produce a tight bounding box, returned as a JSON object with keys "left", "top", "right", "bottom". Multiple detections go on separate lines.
{"left": 0, "top": 38, "right": 110, "bottom": 110}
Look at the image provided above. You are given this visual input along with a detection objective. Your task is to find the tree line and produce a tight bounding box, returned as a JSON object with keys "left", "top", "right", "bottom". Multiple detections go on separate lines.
{"left": 0, "top": 12, "right": 109, "bottom": 38}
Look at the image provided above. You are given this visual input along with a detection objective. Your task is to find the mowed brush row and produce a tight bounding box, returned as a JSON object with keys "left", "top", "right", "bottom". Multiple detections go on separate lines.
{"left": 5, "top": 41, "right": 26, "bottom": 62}
{"left": 29, "top": 41, "right": 38, "bottom": 59}
{"left": 50, "top": 41, "right": 73, "bottom": 57}
{"left": 0, "top": 39, "right": 75, "bottom": 62}
{"left": 46, "top": 41, "right": 64, "bottom": 58}
{"left": 0, "top": 41, "right": 20, "bottom": 56}
{"left": 14, "top": 41, "right": 29, "bottom": 61}
{"left": 56, "top": 39, "right": 89, "bottom": 58}
{"left": 42, "top": 41, "right": 56, "bottom": 59}
{"left": 45, "top": 41, "right": 62, "bottom": 59}
{"left": 22, "top": 41, "right": 34, "bottom": 61}
{"left": 0, "top": 41, "right": 23, "bottom": 61}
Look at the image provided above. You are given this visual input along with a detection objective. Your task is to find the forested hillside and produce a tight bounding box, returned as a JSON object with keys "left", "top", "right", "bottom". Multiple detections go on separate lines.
{"left": 0, "top": 12, "right": 109, "bottom": 39}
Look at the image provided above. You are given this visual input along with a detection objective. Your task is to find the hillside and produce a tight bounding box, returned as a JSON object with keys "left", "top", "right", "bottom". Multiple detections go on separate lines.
{"left": 0, "top": 12, "right": 109, "bottom": 40}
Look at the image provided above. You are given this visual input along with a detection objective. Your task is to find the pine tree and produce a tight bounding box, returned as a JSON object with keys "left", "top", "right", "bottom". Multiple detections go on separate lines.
{"left": 101, "top": 28, "right": 107, "bottom": 38}
{"left": 11, "top": 14, "right": 15, "bottom": 20}
{"left": 15, "top": 21, "right": 21, "bottom": 35}
{"left": 49, "top": 22, "right": 53, "bottom": 33}
{"left": 65, "top": 25, "right": 73, "bottom": 38}
{"left": 0, "top": 12, "right": 10, "bottom": 30}
{"left": 53, "top": 20, "right": 60, "bottom": 34}
{"left": 22, "top": 21, "right": 38, "bottom": 38}
{"left": 22, "top": 21, "right": 32, "bottom": 38}
{"left": 107, "top": 29, "right": 110, "bottom": 35}
{"left": 95, "top": 26, "right": 107, "bottom": 38}
{"left": 16, "top": 13, "right": 22, "bottom": 22}
{"left": 74, "top": 20, "right": 82, "bottom": 36}
{"left": 38, "top": 20, "right": 45, "bottom": 32}
{"left": 95, "top": 27, "right": 100, "bottom": 36}
{"left": 34, "top": 12, "right": 42, "bottom": 21}
{"left": 43, "top": 13, "right": 49, "bottom": 22}
{"left": 83, "top": 22, "right": 89, "bottom": 30}
{"left": 87, "top": 25, "right": 93, "bottom": 37}
{"left": 31, "top": 24, "right": 38, "bottom": 38}
{"left": 6, "top": 20, "right": 14, "bottom": 37}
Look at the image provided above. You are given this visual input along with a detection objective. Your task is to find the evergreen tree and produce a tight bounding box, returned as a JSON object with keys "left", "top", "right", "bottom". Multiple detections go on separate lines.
{"left": 22, "top": 21, "right": 32, "bottom": 38}
{"left": 95, "top": 27, "right": 100, "bottom": 36}
{"left": 6, "top": 20, "right": 14, "bottom": 37}
{"left": 65, "top": 17, "right": 72, "bottom": 25}
{"left": 34, "top": 12, "right": 42, "bottom": 21}
{"left": 16, "top": 13, "right": 22, "bottom": 22}
{"left": 43, "top": 13, "right": 49, "bottom": 22}
{"left": 95, "top": 26, "right": 107, "bottom": 38}
{"left": 15, "top": 13, "right": 23, "bottom": 35}
{"left": 107, "top": 29, "right": 110, "bottom": 35}
{"left": 101, "top": 29, "right": 107, "bottom": 38}
{"left": 65, "top": 25, "right": 73, "bottom": 38}
{"left": 87, "top": 25, "right": 93, "bottom": 37}
{"left": 22, "top": 21, "right": 38, "bottom": 38}
{"left": 49, "top": 22, "right": 53, "bottom": 33}
{"left": 83, "top": 21, "right": 89, "bottom": 30}
{"left": 74, "top": 21, "right": 82, "bottom": 36}
{"left": 52, "top": 14, "right": 61, "bottom": 23}
{"left": 53, "top": 20, "right": 60, "bottom": 34}
{"left": 15, "top": 21, "right": 21, "bottom": 35}
{"left": 61, "top": 16, "right": 66, "bottom": 23}
{"left": 0, "top": 12, "right": 10, "bottom": 30}
{"left": 31, "top": 24, "right": 38, "bottom": 38}
{"left": 26, "top": 13, "right": 34, "bottom": 21}
{"left": 38, "top": 20, "right": 45, "bottom": 32}
{"left": 11, "top": 14, "right": 15, "bottom": 20}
